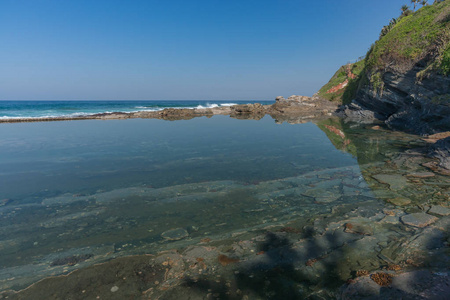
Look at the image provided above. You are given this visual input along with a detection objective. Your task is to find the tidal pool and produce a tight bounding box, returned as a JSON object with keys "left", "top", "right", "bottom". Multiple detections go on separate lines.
{"left": 0, "top": 116, "right": 448, "bottom": 299}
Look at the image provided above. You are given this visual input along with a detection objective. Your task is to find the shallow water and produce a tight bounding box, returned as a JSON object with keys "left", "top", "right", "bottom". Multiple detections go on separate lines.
{"left": 0, "top": 116, "right": 448, "bottom": 299}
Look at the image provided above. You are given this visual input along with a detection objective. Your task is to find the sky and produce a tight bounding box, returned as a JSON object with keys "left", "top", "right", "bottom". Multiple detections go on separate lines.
{"left": 0, "top": 0, "right": 409, "bottom": 100}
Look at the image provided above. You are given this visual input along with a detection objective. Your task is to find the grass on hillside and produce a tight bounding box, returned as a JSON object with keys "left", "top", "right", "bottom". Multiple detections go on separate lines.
{"left": 366, "top": 1, "right": 450, "bottom": 76}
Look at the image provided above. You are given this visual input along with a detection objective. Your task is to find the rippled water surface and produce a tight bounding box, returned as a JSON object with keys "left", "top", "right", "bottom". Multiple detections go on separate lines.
{"left": 0, "top": 116, "right": 448, "bottom": 299}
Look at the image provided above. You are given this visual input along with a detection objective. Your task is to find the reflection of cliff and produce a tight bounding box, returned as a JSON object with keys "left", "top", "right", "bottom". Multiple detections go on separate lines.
{"left": 318, "top": 118, "right": 450, "bottom": 209}
{"left": 317, "top": 118, "right": 401, "bottom": 166}
{"left": 316, "top": 118, "right": 357, "bottom": 157}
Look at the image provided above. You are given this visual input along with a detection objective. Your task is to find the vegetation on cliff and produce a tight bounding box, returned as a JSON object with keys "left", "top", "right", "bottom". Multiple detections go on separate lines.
{"left": 366, "top": 0, "right": 449, "bottom": 79}
{"left": 318, "top": 0, "right": 449, "bottom": 104}
{"left": 316, "top": 60, "right": 365, "bottom": 103}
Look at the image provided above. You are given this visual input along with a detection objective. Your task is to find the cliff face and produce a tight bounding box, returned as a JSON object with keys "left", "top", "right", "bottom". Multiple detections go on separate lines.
{"left": 356, "top": 67, "right": 450, "bottom": 134}
{"left": 323, "top": 1, "right": 450, "bottom": 135}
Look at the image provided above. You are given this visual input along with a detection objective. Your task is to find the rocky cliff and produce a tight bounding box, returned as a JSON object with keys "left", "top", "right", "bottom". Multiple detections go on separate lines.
{"left": 356, "top": 67, "right": 450, "bottom": 134}
{"left": 321, "top": 1, "right": 450, "bottom": 135}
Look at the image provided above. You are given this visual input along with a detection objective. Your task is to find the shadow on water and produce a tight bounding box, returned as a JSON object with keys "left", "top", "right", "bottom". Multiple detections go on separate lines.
{"left": 180, "top": 223, "right": 450, "bottom": 300}
{"left": 182, "top": 230, "right": 346, "bottom": 299}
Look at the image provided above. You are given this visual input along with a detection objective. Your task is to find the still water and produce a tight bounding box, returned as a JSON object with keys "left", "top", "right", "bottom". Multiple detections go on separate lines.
{"left": 0, "top": 116, "right": 448, "bottom": 299}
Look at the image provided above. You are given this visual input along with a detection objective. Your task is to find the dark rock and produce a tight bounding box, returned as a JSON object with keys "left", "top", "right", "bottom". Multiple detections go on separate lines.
{"left": 336, "top": 102, "right": 378, "bottom": 122}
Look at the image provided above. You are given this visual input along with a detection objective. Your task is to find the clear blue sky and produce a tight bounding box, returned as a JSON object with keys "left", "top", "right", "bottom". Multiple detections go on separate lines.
{"left": 0, "top": 0, "right": 408, "bottom": 100}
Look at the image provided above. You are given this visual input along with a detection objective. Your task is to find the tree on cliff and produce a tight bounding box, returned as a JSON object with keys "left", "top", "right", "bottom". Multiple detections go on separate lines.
{"left": 401, "top": 4, "right": 412, "bottom": 15}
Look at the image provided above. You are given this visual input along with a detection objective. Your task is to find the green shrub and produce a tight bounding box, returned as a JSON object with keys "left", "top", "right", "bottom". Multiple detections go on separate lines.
{"left": 441, "top": 44, "right": 450, "bottom": 75}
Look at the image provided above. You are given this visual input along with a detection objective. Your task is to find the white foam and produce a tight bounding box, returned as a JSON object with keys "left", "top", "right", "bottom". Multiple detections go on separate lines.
{"left": 0, "top": 116, "right": 25, "bottom": 119}
{"left": 128, "top": 108, "right": 163, "bottom": 113}
{"left": 195, "top": 103, "right": 220, "bottom": 109}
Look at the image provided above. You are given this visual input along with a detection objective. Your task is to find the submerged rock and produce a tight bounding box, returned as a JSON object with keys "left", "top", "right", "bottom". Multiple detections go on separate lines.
{"left": 370, "top": 272, "right": 393, "bottom": 287}
{"left": 217, "top": 254, "right": 240, "bottom": 266}
{"left": 401, "top": 213, "right": 438, "bottom": 228}
{"left": 161, "top": 228, "right": 189, "bottom": 241}
{"left": 406, "top": 172, "right": 435, "bottom": 178}
{"left": 428, "top": 205, "right": 450, "bottom": 216}
{"left": 387, "top": 197, "right": 411, "bottom": 207}
{"left": 0, "top": 199, "right": 11, "bottom": 206}
{"left": 372, "top": 174, "right": 408, "bottom": 191}
{"left": 344, "top": 221, "right": 373, "bottom": 236}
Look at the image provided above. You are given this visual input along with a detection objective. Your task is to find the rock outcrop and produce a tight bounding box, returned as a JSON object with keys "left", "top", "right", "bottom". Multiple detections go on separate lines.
{"left": 229, "top": 103, "right": 268, "bottom": 120}
{"left": 267, "top": 95, "right": 337, "bottom": 121}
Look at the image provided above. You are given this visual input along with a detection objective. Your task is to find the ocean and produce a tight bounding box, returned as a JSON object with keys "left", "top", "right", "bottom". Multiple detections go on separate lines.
{"left": 0, "top": 100, "right": 274, "bottom": 119}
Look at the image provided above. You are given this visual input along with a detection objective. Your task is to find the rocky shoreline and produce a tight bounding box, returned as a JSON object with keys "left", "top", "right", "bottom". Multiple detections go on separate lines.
{"left": 0, "top": 95, "right": 338, "bottom": 124}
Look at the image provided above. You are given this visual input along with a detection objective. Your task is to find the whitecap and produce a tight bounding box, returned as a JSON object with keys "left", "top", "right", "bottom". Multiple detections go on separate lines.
{"left": 219, "top": 103, "right": 238, "bottom": 107}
